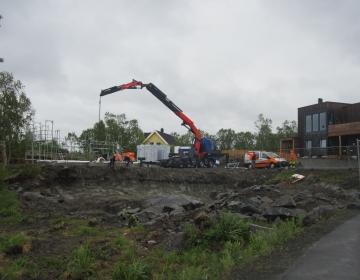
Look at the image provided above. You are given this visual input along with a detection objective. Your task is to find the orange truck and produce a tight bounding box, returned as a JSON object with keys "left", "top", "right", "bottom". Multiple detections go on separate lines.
{"left": 244, "top": 151, "right": 288, "bottom": 169}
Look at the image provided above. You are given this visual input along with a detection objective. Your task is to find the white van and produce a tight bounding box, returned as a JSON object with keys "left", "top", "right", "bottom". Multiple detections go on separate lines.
{"left": 244, "top": 151, "right": 287, "bottom": 169}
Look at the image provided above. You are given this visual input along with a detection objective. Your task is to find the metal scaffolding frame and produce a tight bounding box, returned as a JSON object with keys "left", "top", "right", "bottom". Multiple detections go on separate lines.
{"left": 26, "top": 121, "right": 123, "bottom": 162}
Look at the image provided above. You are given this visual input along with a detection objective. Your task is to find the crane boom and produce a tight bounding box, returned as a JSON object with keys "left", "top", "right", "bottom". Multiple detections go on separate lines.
{"left": 100, "top": 80, "right": 204, "bottom": 156}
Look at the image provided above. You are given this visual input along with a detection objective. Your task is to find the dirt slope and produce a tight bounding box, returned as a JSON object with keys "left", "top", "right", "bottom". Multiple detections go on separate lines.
{"left": 4, "top": 165, "right": 360, "bottom": 279}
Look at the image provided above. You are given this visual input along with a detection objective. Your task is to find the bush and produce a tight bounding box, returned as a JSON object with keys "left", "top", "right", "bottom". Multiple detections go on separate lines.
{"left": 20, "top": 163, "right": 41, "bottom": 178}
{"left": 67, "top": 244, "right": 95, "bottom": 278}
{"left": 113, "top": 260, "right": 152, "bottom": 280}
{"left": 206, "top": 211, "right": 251, "bottom": 243}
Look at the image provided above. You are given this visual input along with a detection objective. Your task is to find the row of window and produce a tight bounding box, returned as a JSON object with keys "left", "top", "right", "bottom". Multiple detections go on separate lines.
{"left": 305, "top": 112, "right": 327, "bottom": 133}
{"left": 149, "top": 142, "right": 162, "bottom": 146}
{"left": 306, "top": 139, "right": 326, "bottom": 149}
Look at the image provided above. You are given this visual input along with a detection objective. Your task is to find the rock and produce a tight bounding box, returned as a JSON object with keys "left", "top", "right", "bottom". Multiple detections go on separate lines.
{"left": 145, "top": 207, "right": 160, "bottom": 220}
{"left": 127, "top": 208, "right": 141, "bottom": 214}
{"left": 20, "top": 192, "right": 56, "bottom": 206}
{"left": 304, "top": 205, "right": 337, "bottom": 225}
{"left": 164, "top": 232, "right": 185, "bottom": 255}
{"left": 262, "top": 206, "right": 307, "bottom": 220}
{"left": 224, "top": 196, "right": 262, "bottom": 214}
{"left": 57, "top": 194, "right": 75, "bottom": 203}
{"left": 261, "top": 196, "right": 274, "bottom": 204}
{"left": 209, "top": 190, "right": 218, "bottom": 200}
{"left": 293, "top": 190, "right": 313, "bottom": 202}
{"left": 208, "top": 201, "right": 222, "bottom": 210}
{"left": 146, "top": 195, "right": 204, "bottom": 212}
{"left": 134, "top": 211, "right": 150, "bottom": 223}
{"left": 347, "top": 203, "right": 360, "bottom": 210}
{"left": 22, "top": 192, "right": 45, "bottom": 201}
{"left": 225, "top": 200, "right": 258, "bottom": 214}
{"left": 251, "top": 213, "right": 267, "bottom": 222}
{"left": 15, "top": 187, "right": 23, "bottom": 193}
{"left": 271, "top": 195, "right": 297, "bottom": 208}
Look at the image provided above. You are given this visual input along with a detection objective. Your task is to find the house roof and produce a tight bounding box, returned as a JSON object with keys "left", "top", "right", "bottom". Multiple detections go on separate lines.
{"left": 143, "top": 130, "right": 176, "bottom": 145}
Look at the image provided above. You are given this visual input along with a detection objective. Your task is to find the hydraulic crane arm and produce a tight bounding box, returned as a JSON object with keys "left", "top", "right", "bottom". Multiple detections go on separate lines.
{"left": 100, "top": 80, "right": 203, "bottom": 156}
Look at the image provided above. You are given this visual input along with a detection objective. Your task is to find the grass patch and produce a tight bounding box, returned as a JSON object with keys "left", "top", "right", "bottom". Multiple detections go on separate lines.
{"left": 113, "top": 260, "right": 152, "bottom": 280}
{"left": 0, "top": 168, "right": 21, "bottom": 225}
{"left": 72, "top": 225, "right": 101, "bottom": 237}
{"left": 144, "top": 212, "right": 304, "bottom": 279}
{"left": 65, "top": 244, "right": 96, "bottom": 279}
{"left": 0, "top": 232, "right": 30, "bottom": 254}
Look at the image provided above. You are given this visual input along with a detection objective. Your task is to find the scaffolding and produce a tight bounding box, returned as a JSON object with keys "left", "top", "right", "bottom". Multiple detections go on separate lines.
{"left": 26, "top": 120, "right": 123, "bottom": 162}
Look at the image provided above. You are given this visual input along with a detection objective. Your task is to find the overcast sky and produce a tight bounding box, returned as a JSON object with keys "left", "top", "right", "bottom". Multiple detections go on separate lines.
{"left": 1, "top": 0, "right": 360, "bottom": 139}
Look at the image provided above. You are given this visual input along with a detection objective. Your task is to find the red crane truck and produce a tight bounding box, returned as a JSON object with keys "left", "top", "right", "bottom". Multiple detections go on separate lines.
{"left": 100, "top": 80, "right": 218, "bottom": 168}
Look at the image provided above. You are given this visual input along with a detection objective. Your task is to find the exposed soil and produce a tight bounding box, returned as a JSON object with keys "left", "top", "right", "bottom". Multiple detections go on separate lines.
{"left": 3, "top": 164, "right": 360, "bottom": 279}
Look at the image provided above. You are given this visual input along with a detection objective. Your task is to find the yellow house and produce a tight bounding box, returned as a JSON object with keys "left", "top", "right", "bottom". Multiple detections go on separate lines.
{"left": 143, "top": 128, "right": 176, "bottom": 146}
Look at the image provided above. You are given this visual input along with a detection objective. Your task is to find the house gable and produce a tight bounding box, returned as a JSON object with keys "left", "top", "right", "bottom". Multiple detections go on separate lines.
{"left": 143, "top": 131, "right": 168, "bottom": 145}
{"left": 143, "top": 129, "right": 176, "bottom": 146}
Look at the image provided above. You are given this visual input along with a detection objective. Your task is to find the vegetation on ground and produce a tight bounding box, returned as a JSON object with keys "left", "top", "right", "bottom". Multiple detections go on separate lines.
{"left": 0, "top": 180, "right": 304, "bottom": 280}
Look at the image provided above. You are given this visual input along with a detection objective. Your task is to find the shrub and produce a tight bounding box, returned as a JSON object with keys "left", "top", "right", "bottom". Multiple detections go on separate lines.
{"left": 110, "top": 235, "right": 128, "bottom": 249}
{"left": 206, "top": 211, "right": 251, "bottom": 243}
{"left": 112, "top": 260, "right": 152, "bottom": 280}
{"left": 67, "top": 244, "right": 95, "bottom": 278}
{"left": 20, "top": 163, "right": 41, "bottom": 178}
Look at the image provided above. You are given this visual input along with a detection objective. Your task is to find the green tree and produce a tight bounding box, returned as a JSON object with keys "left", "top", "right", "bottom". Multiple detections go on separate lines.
{"left": 172, "top": 130, "right": 193, "bottom": 146}
{"left": 254, "top": 114, "right": 273, "bottom": 151}
{"left": 104, "top": 112, "right": 144, "bottom": 152}
{"left": 215, "top": 128, "right": 236, "bottom": 150}
{"left": 0, "top": 72, "right": 34, "bottom": 165}
{"left": 93, "top": 120, "right": 106, "bottom": 142}
{"left": 234, "top": 131, "right": 255, "bottom": 150}
{"left": 276, "top": 120, "right": 298, "bottom": 139}
{"left": 0, "top": 15, "right": 3, "bottom": 63}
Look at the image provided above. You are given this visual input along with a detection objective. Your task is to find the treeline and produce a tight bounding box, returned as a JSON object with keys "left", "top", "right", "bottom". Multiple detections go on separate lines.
{"left": 170, "top": 114, "right": 297, "bottom": 151}
{"left": 0, "top": 71, "right": 297, "bottom": 165}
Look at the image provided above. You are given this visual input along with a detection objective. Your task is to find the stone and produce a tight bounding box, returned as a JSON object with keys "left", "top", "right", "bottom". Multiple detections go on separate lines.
{"left": 271, "top": 195, "right": 297, "bottom": 208}
{"left": 304, "top": 205, "right": 337, "bottom": 225}
{"left": 262, "top": 206, "right": 307, "bottom": 219}
{"left": 134, "top": 211, "right": 150, "bottom": 223}
{"left": 347, "top": 203, "right": 360, "bottom": 210}
{"left": 164, "top": 232, "right": 185, "bottom": 255}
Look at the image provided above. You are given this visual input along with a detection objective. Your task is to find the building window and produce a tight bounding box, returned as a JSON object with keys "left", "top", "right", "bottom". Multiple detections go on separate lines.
{"left": 306, "top": 140, "right": 312, "bottom": 149}
{"left": 306, "top": 115, "right": 312, "bottom": 132}
{"left": 156, "top": 142, "right": 161, "bottom": 146}
{"left": 149, "top": 142, "right": 154, "bottom": 145}
{"left": 312, "top": 114, "right": 319, "bottom": 132}
{"left": 328, "top": 112, "right": 334, "bottom": 125}
{"left": 320, "top": 139, "right": 326, "bottom": 148}
{"left": 319, "top": 112, "right": 326, "bottom": 131}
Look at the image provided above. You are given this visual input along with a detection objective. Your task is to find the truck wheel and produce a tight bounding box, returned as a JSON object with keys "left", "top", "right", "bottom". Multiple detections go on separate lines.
{"left": 270, "top": 163, "right": 275, "bottom": 169}
{"left": 208, "top": 160, "right": 214, "bottom": 168}
{"left": 198, "top": 160, "right": 205, "bottom": 168}
{"left": 248, "top": 164, "right": 252, "bottom": 169}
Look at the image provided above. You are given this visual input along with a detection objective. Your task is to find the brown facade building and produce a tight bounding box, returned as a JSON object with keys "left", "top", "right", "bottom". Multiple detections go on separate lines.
{"left": 297, "top": 98, "right": 360, "bottom": 156}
